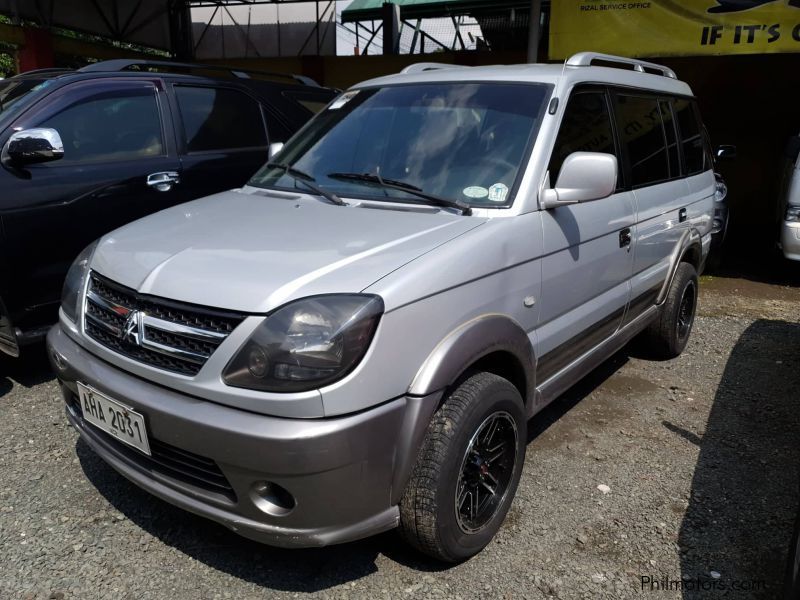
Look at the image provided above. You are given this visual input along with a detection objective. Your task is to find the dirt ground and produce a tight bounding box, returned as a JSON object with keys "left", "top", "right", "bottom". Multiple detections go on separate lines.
{"left": 1, "top": 273, "right": 799, "bottom": 599}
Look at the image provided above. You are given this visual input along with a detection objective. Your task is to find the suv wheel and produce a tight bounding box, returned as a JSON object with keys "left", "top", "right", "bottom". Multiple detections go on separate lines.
{"left": 399, "top": 372, "right": 526, "bottom": 562}
{"left": 643, "top": 261, "right": 698, "bottom": 359}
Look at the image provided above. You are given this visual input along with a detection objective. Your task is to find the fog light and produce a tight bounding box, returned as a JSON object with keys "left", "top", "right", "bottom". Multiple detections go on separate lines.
{"left": 51, "top": 349, "right": 67, "bottom": 371}
{"left": 250, "top": 481, "right": 295, "bottom": 517}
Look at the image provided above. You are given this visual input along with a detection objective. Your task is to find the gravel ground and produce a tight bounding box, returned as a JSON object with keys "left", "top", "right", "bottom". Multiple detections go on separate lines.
{"left": 1, "top": 274, "right": 799, "bottom": 600}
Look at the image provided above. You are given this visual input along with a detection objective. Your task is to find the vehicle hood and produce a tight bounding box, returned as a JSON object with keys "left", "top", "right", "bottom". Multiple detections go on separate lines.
{"left": 90, "top": 188, "right": 484, "bottom": 313}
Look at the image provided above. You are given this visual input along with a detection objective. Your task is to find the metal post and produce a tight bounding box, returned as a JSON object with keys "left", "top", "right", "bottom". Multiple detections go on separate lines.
{"left": 527, "top": 0, "right": 542, "bottom": 63}
{"left": 382, "top": 2, "right": 401, "bottom": 55}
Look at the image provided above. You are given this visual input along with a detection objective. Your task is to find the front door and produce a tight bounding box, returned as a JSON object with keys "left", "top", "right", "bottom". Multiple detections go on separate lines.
{"left": 536, "top": 86, "right": 635, "bottom": 384}
{"left": 1, "top": 78, "right": 181, "bottom": 326}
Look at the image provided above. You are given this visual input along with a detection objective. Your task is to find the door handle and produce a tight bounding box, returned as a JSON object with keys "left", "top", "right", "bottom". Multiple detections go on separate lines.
{"left": 679, "top": 207, "right": 687, "bottom": 223}
{"left": 146, "top": 171, "right": 180, "bottom": 192}
{"left": 619, "top": 227, "right": 632, "bottom": 249}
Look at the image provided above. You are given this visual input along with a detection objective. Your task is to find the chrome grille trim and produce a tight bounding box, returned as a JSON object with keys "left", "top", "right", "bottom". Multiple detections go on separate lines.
{"left": 83, "top": 271, "right": 245, "bottom": 376}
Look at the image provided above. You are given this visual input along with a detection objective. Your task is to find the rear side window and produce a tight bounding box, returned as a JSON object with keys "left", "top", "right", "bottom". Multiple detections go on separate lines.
{"left": 175, "top": 86, "right": 267, "bottom": 153}
{"left": 35, "top": 82, "right": 163, "bottom": 163}
{"left": 615, "top": 95, "right": 669, "bottom": 187}
{"left": 283, "top": 91, "right": 330, "bottom": 115}
{"left": 549, "top": 90, "right": 617, "bottom": 184}
{"left": 674, "top": 98, "right": 708, "bottom": 175}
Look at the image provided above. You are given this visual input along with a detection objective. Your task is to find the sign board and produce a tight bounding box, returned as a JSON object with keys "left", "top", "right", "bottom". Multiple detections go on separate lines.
{"left": 550, "top": 0, "right": 800, "bottom": 59}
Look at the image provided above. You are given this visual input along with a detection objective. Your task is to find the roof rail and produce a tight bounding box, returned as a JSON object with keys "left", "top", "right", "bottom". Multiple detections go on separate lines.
{"left": 566, "top": 52, "right": 677, "bottom": 79}
{"left": 78, "top": 59, "right": 320, "bottom": 87}
{"left": 12, "top": 68, "right": 73, "bottom": 79}
{"left": 400, "top": 62, "right": 467, "bottom": 75}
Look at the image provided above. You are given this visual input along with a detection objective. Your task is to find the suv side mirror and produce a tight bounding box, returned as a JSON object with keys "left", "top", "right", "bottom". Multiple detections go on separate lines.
{"left": 268, "top": 142, "right": 284, "bottom": 160}
{"left": 715, "top": 144, "right": 737, "bottom": 161}
{"left": 1, "top": 128, "right": 64, "bottom": 166}
{"left": 785, "top": 136, "right": 800, "bottom": 162}
{"left": 540, "top": 152, "right": 617, "bottom": 210}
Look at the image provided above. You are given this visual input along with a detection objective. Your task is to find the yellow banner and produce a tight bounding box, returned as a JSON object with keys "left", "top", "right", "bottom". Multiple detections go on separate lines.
{"left": 550, "top": 0, "right": 800, "bottom": 59}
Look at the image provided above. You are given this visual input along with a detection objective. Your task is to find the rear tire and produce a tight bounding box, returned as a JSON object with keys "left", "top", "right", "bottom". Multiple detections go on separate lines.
{"left": 642, "top": 262, "right": 698, "bottom": 359}
{"left": 399, "top": 372, "right": 526, "bottom": 562}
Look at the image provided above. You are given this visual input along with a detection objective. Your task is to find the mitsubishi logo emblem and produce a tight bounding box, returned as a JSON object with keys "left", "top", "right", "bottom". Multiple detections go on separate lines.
{"left": 121, "top": 310, "right": 145, "bottom": 346}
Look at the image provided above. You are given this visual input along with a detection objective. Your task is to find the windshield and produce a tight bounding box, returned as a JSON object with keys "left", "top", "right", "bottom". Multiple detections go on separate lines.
{"left": 249, "top": 82, "right": 551, "bottom": 208}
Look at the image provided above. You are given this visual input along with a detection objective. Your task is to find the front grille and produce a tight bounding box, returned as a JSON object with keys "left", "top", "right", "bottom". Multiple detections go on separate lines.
{"left": 66, "top": 393, "right": 236, "bottom": 501}
{"left": 84, "top": 272, "right": 245, "bottom": 376}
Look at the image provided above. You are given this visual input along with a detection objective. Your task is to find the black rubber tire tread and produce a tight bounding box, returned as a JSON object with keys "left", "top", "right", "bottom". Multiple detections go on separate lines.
{"left": 643, "top": 261, "right": 698, "bottom": 359}
{"left": 398, "top": 372, "right": 524, "bottom": 562}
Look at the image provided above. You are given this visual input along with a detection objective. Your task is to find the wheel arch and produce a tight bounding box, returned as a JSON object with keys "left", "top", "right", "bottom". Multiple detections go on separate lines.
{"left": 657, "top": 228, "right": 703, "bottom": 306}
{"left": 408, "top": 314, "right": 536, "bottom": 415}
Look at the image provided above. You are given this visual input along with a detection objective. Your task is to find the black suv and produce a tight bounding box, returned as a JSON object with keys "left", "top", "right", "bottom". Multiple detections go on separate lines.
{"left": 0, "top": 60, "right": 337, "bottom": 357}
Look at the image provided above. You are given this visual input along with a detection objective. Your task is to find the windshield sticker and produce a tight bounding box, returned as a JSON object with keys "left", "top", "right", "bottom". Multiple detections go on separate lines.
{"left": 328, "top": 91, "right": 359, "bottom": 110}
{"left": 463, "top": 186, "right": 489, "bottom": 199}
{"left": 488, "top": 183, "right": 509, "bottom": 203}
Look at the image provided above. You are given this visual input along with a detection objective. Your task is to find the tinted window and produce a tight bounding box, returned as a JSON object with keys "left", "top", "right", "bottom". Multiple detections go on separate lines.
{"left": 674, "top": 98, "right": 707, "bottom": 175}
{"left": 175, "top": 86, "right": 267, "bottom": 152}
{"left": 660, "top": 100, "right": 681, "bottom": 178}
{"left": 250, "top": 83, "right": 550, "bottom": 207}
{"left": 616, "top": 95, "right": 669, "bottom": 187}
{"left": 549, "top": 90, "right": 616, "bottom": 184}
{"left": 37, "top": 84, "right": 163, "bottom": 162}
{"left": 283, "top": 91, "right": 329, "bottom": 115}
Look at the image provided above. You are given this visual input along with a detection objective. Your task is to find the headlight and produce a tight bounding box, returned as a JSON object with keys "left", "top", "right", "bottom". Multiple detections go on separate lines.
{"left": 60, "top": 241, "right": 98, "bottom": 323}
{"left": 222, "top": 295, "right": 384, "bottom": 392}
{"left": 714, "top": 179, "right": 727, "bottom": 203}
{"left": 786, "top": 206, "right": 800, "bottom": 222}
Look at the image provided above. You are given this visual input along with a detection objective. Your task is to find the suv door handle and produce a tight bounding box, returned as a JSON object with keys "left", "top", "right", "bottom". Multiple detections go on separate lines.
{"left": 147, "top": 171, "right": 180, "bottom": 192}
{"left": 619, "top": 227, "right": 632, "bottom": 248}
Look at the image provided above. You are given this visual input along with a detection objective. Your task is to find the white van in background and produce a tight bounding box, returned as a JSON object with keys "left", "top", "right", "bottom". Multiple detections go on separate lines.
{"left": 779, "top": 134, "right": 800, "bottom": 261}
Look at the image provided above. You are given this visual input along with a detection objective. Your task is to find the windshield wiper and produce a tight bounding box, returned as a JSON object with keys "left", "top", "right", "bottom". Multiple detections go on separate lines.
{"left": 327, "top": 172, "right": 472, "bottom": 215}
{"left": 266, "top": 162, "right": 346, "bottom": 206}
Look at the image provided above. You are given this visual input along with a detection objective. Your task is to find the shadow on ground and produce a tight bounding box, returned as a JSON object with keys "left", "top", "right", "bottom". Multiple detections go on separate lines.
{"left": 75, "top": 352, "right": 631, "bottom": 592}
{"left": 0, "top": 342, "right": 54, "bottom": 397}
{"left": 665, "top": 319, "right": 800, "bottom": 599}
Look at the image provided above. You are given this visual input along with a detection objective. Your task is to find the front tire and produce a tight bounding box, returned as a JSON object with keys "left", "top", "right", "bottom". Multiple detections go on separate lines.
{"left": 399, "top": 372, "right": 526, "bottom": 562}
{"left": 643, "top": 261, "right": 698, "bottom": 359}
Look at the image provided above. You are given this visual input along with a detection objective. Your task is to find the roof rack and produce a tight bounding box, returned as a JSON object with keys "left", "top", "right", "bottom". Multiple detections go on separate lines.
{"left": 78, "top": 59, "right": 320, "bottom": 87}
{"left": 400, "top": 62, "right": 467, "bottom": 75}
{"left": 566, "top": 52, "right": 677, "bottom": 79}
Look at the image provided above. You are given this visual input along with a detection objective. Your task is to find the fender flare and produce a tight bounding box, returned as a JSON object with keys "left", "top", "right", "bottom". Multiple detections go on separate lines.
{"left": 657, "top": 228, "right": 703, "bottom": 305}
{"left": 408, "top": 313, "right": 536, "bottom": 410}
{"left": 0, "top": 293, "right": 19, "bottom": 357}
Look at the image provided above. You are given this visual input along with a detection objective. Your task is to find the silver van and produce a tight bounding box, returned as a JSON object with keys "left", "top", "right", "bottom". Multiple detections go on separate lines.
{"left": 47, "top": 52, "right": 716, "bottom": 562}
{"left": 780, "top": 133, "right": 800, "bottom": 261}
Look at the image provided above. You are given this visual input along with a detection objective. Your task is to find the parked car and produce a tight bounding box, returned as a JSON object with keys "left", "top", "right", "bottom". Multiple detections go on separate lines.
{"left": 0, "top": 60, "right": 336, "bottom": 357}
{"left": 48, "top": 52, "right": 718, "bottom": 562}
{"left": 779, "top": 133, "right": 800, "bottom": 261}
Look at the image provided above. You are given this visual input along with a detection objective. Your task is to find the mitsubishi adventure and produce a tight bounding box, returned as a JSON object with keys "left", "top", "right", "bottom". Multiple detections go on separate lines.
{"left": 48, "top": 53, "right": 717, "bottom": 562}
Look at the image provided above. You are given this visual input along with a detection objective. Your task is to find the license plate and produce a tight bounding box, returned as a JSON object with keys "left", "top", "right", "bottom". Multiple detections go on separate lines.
{"left": 77, "top": 383, "right": 151, "bottom": 456}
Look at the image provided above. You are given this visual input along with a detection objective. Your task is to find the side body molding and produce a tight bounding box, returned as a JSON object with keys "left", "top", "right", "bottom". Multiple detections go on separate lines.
{"left": 408, "top": 314, "right": 536, "bottom": 414}
{"left": 657, "top": 228, "right": 703, "bottom": 305}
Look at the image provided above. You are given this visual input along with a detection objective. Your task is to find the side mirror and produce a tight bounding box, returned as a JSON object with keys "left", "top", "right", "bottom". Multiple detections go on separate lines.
{"left": 268, "top": 142, "right": 284, "bottom": 160}
{"left": 540, "top": 152, "right": 617, "bottom": 210}
{"left": 1, "top": 128, "right": 64, "bottom": 166}
{"left": 784, "top": 136, "right": 800, "bottom": 162}
{"left": 715, "top": 144, "right": 737, "bottom": 161}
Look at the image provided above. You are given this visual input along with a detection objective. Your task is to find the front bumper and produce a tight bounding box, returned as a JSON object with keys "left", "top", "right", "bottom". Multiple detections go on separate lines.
{"left": 781, "top": 221, "right": 800, "bottom": 261}
{"left": 47, "top": 325, "right": 439, "bottom": 548}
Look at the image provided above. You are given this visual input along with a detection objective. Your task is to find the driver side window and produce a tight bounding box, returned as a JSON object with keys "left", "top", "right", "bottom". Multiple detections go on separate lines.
{"left": 34, "top": 81, "right": 164, "bottom": 163}
{"left": 549, "top": 89, "right": 617, "bottom": 187}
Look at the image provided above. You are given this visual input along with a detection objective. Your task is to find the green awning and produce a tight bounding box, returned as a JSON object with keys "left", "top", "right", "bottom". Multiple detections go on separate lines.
{"left": 342, "top": 0, "right": 531, "bottom": 23}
